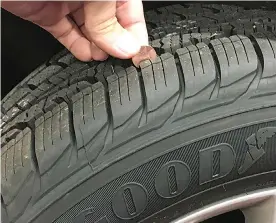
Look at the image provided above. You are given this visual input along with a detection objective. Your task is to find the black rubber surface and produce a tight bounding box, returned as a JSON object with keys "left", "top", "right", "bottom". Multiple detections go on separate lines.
{"left": 1, "top": 3, "right": 276, "bottom": 223}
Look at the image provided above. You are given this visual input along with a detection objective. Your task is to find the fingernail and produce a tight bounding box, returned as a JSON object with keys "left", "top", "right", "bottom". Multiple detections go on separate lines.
{"left": 114, "top": 31, "right": 141, "bottom": 57}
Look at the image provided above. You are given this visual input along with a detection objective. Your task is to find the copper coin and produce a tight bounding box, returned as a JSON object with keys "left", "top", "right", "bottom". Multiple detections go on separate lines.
{"left": 132, "top": 46, "right": 157, "bottom": 68}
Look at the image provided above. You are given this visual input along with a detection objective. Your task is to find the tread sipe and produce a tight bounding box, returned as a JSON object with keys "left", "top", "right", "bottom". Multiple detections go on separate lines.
{"left": 1, "top": 3, "right": 276, "bottom": 223}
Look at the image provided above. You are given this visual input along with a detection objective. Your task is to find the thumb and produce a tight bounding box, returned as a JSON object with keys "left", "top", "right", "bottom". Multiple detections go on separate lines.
{"left": 83, "top": 1, "right": 141, "bottom": 59}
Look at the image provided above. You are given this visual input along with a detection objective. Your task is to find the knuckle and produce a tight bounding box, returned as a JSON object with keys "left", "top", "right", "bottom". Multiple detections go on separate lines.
{"left": 85, "top": 16, "right": 118, "bottom": 37}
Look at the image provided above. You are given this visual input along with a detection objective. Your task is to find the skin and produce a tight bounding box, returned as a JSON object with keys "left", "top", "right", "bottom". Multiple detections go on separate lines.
{"left": 2, "top": 0, "right": 149, "bottom": 61}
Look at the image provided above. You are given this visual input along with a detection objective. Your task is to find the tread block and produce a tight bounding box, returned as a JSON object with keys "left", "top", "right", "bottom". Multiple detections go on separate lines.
{"left": 171, "top": 35, "right": 182, "bottom": 52}
{"left": 72, "top": 82, "right": 108, "bottom": 161}
{"left": 5, "top": 106, "right": 21, "bottom": 124}
{"left": 107, "top": 66, "right": 142, "bottom": 128}
{"left": 176, "top": 42, "right": 217, "bottom": 115}
{"left": 27, "top": 65, "right": 63, "bottom": 87}
{"left": 1, "top": 151, "right": 7, "bottom": 182}
{"left": 177, "top": 43, "right": 216, "bottom": 98}
{"left": 1, "top": 128, "right": 35, "bottom": 221}
{"left": 49, "top": 49, "right": 70, "bottom": 64}
{"left": 5, "top": 140, "right": 15, "bottom": 182}
{"left": 3, "top": 88, "right": 31, "bottom": 112}
{"left": 140, "top": 53, "right": 179, "bottom": 123}
{"left": 55, "top": 71, "right": 71, "bottom": 80}
{"left": 35, "top": 102, "right": 71, "bottom": 175}
{"left": 210, "top": 35, "right": 258, "bottom": 99}
{"left": 69, "top": 67, "right": 96, "bottom": 85}
{"left": 1, "top": 100, "right": 46, "bottom": 137}
{"left": 31, "top": 88, "right": 44, "bottom": 98}
{"left": 182, "top": 33, "right": 200, "bottom": 47}
{"left": 65, "top": 61, "right": 89, "bottom": 75}
{"left": 58, "top": 52, "right": 76, "bottom": 65}
{"left": 161, "top": 34, "right": 182, "bottom": 54}
{"left": 1, "top": 112, "right": 8, "bottom": 123}
{"left": 162, "top": 36, "right": 174, "bottom": 54}
{"left": 47, "top": 76, "right": 63, "bottom": 86}
{"left": 38, "top": 82, "right": 54, "bottom": 92}
{"left": 151, "top": 39, "right": 162, "bottom": 54}
{"left": 44, "top": 81, "right": 91, "bottom": 111}
{"left": 252, "top": 32, "right": 276, "bottom": 95}
{"left": 2, "top": 129, "right": 21, "bottom": 147}
{"left": 22, "top": 100, "right": 45, "bottom": 122}
{"left": 253, "top": 32, "right": 276, "bottom": 77}
{"left": 17, "top": 94, "right": 36, "bottom": 110}
{"left": 34, "top": 102, "right": 89, "bottom": 200}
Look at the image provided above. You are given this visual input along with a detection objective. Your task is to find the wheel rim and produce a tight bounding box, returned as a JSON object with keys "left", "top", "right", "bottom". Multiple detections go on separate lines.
{"left": 172, "top": 187, "right": 276, "bottom": 223}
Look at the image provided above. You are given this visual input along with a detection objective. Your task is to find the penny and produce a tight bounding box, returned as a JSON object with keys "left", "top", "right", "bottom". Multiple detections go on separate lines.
{"left": 132, "top": 46, "right": 157, "bottom": 68}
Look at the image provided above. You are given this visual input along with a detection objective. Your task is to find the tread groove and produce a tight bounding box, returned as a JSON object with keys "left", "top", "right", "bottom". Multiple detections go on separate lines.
{"left": 137, "top": 69, "right": 148, "bottom": 126}
{"left": 196, "top": 44, "right": 206, "bottom": 74}
{"left": 151, "top": 61, "right": 157, "bottom": 90}
{"left": 229, "top": 38, "right": 240, "bottom": 65}
{"left": 266, "top": 37, "right": 276, "bottom": 59}
{"left": 187, "top": 50, "right": 196, "bottom": 77}
{"left": 95, "top": 73, "right": 114, "bottom": 159}
{"left": 12, "top": 144, "right": 15, "bottom": 174}
{"left": 237, "top": 35, "right": 250, "bottom": 63}
{"left": 113, "top": 66, "right": 123, "bottom": 105}
{"left": 3, "top": 152, "right": 7, "bottom": 181}
{"left": 160, "top": 57, "right": 168, "bottom": 87}
{"left": 126, "top": 70, "right": 131, "bottom": 102}
{"left": 173, "top": 54, "right": 186, "bottom": 114}
{"left": 249, "top": 35, "right": 264, "bottom": 77}
{"left": 29, "top": 125, "right": 40, "bottom": 179}
{"left": 20, "top": 138, "right": 24, "bottom": 167}
{"left": 208, "top": 43, "right": 221, "bottom": 99}
{"left": 91, "top": 85, "right": 95, "bottom": 120}
{"left": 218, "top": 38, "right": 230, "bottom": 67}
{"left": 67, "top": 100, "right": 79, "bottom": 165}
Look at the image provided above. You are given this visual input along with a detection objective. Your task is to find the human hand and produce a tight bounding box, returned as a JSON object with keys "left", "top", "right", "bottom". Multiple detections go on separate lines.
{"left": 2, "top": 1, "right": 148, "bottom": 61}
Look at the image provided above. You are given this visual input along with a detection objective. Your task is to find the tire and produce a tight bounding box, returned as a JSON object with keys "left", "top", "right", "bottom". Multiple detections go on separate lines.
{"left": 1, "top": 3, "right": 276, "bottom": 223}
